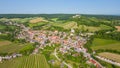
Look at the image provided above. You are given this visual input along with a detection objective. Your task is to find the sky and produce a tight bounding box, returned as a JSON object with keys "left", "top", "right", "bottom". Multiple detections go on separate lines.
{"left": 0, "top": 0, "right": 120, "bottom": 15}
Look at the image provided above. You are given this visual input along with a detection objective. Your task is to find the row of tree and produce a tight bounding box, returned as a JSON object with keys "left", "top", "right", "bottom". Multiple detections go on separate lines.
{"left": 95, "top": 30, "right": 120, "bottom": 41}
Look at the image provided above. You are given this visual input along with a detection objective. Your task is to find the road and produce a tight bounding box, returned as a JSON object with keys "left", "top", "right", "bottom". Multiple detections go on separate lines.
{"left": 53, "top": 49, "right": 72, "bottom": 68}
{"left": 96, "top": 56, "right": 120, "bottom": 67}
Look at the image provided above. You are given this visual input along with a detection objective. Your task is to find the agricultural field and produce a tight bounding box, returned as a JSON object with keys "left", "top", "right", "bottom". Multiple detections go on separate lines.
{"left": 16, "top": 18, "right": 32, "bottom": 23}
{"left": 0, "top": 54, "right": 49, "bottom": 68}
{"left": 29, "top": 22, "right": 48, "bottom": 28}
{"left": 0, "top": 41, "right": 33, "bottom": 54}
{"left": 0, "top": 25, "right": 6, "bottom": 30}
{"left": 0, "top": 41, "right": 12, "bottom": 46}
{"left": 115, "top": 26, "right": 120, "bottom": 31}
{"left": 51, "top": 21, "right": 113, "bottom": 32}
{"left": 78, "top": 24, "right": 113, "bottom": 32}
{"left": 51, "top": 18, "right": 59, "bottom": 21}
{"left": 91, "top": 38, "right": 120, "bottom": 51}
{"left": 98, "top": 52, "right": 120, "bottom": 63}
{"left": 29, "top": 17, "right": 48, "bottom": 23}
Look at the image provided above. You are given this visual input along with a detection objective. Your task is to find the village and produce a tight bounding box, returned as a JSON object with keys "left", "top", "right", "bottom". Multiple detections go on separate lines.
{"left": 0, "top": 20, "right": 104, "bottom": 68}
{"left": 15, "top": 22, "right": 103, "bottom": 68}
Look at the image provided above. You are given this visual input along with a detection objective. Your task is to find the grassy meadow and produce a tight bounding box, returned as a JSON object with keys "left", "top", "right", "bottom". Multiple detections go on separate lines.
{"left": 91, "top": 38, "right": 120, "bottom": 51}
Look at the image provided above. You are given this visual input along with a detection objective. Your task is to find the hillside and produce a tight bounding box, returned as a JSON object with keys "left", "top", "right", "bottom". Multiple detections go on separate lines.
{"left": 0, "top": 54, "right": 49, "bottom": 68}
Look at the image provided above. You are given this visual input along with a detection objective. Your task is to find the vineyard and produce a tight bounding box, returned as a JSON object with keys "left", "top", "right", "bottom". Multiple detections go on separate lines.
{"left": 0, "top": 54, "right": 50, "bottom": 68}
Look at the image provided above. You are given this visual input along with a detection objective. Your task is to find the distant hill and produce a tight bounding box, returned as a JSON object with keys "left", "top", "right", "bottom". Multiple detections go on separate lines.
{"left": 0, "top": 14, "right": 120, "bottom": 20}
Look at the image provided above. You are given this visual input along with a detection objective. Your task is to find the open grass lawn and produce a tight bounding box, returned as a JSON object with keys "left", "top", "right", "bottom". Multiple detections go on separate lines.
{"left": 98, "top": 52, "right": 120, "bottom": 63}
{"left": 0, "top": 54, "right": 50, "bottom": 68}
{"left": 91, "top": 38, "right": 120, "bottom": 51}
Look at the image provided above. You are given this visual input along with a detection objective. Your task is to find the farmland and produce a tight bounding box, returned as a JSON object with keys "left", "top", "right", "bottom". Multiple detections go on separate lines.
{"left": 0, "top": 14, "right": 120, "bottom": 68}
{"left": 115, "top": 26, "right": 120, "bottom": 31}
{"left": 91, "top": 38, "right": 120, "bottom": 51}
{"left": 98, "top": 52, "right": 120, "bottom": 63}
{"left": 0, "top": 41, "right": 12, "bottom": 46}
{"left": 0, "top": 54, "right": 49, "bottom": 68}
{"left": 0, "top": 41, "right": 33, "bottom": 54}
{"left": 46, "top": 21, "right": 113, "bottom": 32}
{"left": 29, "top": 17, "right": 48, "bottom": 23}
{"left": 0, "top": 25, "right": 6, "bottom": 30}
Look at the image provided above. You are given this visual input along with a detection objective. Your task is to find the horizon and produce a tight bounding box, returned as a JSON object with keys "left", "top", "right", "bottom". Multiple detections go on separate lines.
{"left": 0, "top": 13, "right": 120, "bottom": 16}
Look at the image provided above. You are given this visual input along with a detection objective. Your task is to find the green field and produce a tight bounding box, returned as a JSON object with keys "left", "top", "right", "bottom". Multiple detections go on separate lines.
{"left": 91, "top": 38, "right": 120, "bottom": 51}
{"left": 0, "top": 25, "right": 6, "bottom": 30}
{"left": 0, "top": 41, "right": 12, "bottom": 46}
{"left": 0, "top": 41, "right": 33, "bottom": 54}
{"left": 29, "top": 22, "right": 48, "bottom": 27}
{"left": 0, "top": 54, "right": 49, "bottom": 68}
{"left": 51, "top": 21, "right": 113, "bottom": 32}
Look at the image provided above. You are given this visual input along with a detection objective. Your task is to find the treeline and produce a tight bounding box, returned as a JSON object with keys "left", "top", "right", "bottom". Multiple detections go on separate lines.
{"left": 0, "top": 14, "right": 74, "bottom": 20}
{"left": 0, "top": 22, "right": 22, "bottom": 42}
{"left": 45, "top": 25, "right": 69, "bottom": 32}
{"left": 83, "top": 14, "right": 120, "bottom": 20}
{"left": 72, "top": 16, "right": 117, "bottom": 27}
{"left": 75, "top": 16, "right": 101, "bottom": 26}
{"left": 32, "top": 23, "right": 48, "bottom": 30}
{"left": 95, "top": 30, "right": 120, "bottom": 41}
{"left": 0, "top": 14, "right": 120, "bottom": 20}
{"left": 95, "top": 49, "right": 120, "bottom": 55}
{"left": 0, "top": 21, "right": 20, "bottom": 32}
{"left": 84, "top": 36, "right": 94, "bottom": 53}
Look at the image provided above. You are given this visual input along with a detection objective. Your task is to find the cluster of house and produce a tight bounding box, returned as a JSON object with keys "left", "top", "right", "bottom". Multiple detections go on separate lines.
{"left": 0, "top": 20, "right": 103, "bottom": 68}
{"left": 87, "top": 58, "right": 103, "bottom": 68}
{"left": 0, "top": 54, "right": 22, "bottom": 62}
{"left": 17, "top": 26, "right": 89, "bottom": 50}
{"left": 4, "top": 21, "right": 20, "bottom": 26}
{"left": 16, "top": 23, "right": 103, "bottom": 68}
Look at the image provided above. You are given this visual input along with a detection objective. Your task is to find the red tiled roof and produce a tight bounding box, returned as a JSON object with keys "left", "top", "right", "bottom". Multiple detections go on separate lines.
{"left": 89, "top": 59, "right": 96, "bottom": 64}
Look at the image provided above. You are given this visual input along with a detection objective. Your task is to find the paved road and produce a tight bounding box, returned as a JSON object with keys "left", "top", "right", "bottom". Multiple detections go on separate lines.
{"left": 96, "top": 56, "right": 120, "bottom": 67}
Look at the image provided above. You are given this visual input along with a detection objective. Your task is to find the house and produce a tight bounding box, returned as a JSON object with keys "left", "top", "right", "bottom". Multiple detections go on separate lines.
{"left": 0, "top": 57, "right": 2, "bottom": 62}
{"left": 89, "top": 58, "right": 102, "bottom": 68}
{"left": 72, "top": 15, "right": 81, "bottom": 18}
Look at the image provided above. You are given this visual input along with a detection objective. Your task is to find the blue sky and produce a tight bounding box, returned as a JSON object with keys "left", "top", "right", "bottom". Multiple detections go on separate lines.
{"left": 0, "top": 0, "right": 120, "bottom": 14}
